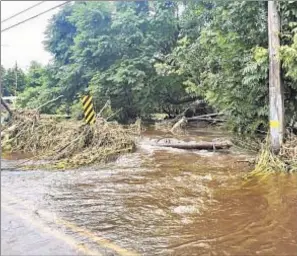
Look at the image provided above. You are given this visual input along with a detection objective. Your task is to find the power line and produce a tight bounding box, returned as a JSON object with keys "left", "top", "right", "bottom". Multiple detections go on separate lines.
{"left": 1, "top": 1, "right": 46, "bottom": 24}
{"left": 1, "top": 1, "right": 70, "bottom": 33}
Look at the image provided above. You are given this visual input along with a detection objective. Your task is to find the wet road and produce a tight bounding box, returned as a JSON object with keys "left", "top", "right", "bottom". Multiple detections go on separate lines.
{"left": 1, "top": 203, "right": 91, "bottom": 256}
{"left": 1, "top": 128, "right": 297, "bottom": 255}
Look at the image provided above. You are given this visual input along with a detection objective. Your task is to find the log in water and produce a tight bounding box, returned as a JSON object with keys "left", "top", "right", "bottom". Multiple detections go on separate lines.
{"left": 156, "top": 141, "right": 232, "bottom": 150}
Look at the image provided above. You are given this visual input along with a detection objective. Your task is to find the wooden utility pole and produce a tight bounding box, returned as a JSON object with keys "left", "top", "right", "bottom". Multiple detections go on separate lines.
{"left": 268, "top": 1, "right": 284, "bottom": 153}
{"left": 15, "top": 62, "right": 18, "bottom": 97}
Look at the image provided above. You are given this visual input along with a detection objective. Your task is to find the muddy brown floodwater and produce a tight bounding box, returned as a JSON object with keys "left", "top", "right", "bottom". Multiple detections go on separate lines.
{"left": 1, "top": 127, "right": 297, "bottom": 256}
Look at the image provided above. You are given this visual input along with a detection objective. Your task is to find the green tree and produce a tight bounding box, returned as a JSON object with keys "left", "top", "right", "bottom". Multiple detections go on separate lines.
{"left": 40, "top": 0, "right": 297, "bottom": 131}
{"left": 44, "top": 1, "right": 183, "bottom": 121}
{"left": 17, "top": 63, "right": 62, "bottom": 113}
{"left": 1, "top": 63, "right": 26, "bottom": 96}
{"left": 1, "top": 65, "right": 6, "bottom": 95}
{"left": 26, "top": 61, "right": 46, "bottom": 88}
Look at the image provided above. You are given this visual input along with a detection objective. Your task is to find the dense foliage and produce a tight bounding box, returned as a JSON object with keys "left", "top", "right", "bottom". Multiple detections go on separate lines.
{"left": 1, "top": 63, "right": 26, "bottom": 96}
{"left": 2, "top": 1, "right": 297, "bottom": 132}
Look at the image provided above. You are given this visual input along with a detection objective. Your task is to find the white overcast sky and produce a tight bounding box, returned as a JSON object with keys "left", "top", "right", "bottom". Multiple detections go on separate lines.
{"left": 1, "top": 1, "right": 64, "bottom": 70}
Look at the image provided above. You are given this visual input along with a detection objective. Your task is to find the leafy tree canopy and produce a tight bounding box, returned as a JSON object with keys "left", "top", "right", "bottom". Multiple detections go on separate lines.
{"left": 11, "top": 1, "right": 297, "bottom": 132}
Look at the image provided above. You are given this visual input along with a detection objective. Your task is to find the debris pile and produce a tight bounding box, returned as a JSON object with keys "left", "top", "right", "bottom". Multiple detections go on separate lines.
{"left": 253, "top": 134, "right": 297, "bottom": 173}
{"left": 1, "top": 110, "right": 139, "bottom": 169}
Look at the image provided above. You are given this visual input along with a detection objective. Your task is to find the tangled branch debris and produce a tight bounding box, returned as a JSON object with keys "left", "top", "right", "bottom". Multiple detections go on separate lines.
{"left": 155, "top": 112, "right": 225, "bottom": 134}
{"left": 1, "top": 110, "right": 139, "bottom": 169}
{"left": 252, "top": 134, "right": 297, "bottom": 174}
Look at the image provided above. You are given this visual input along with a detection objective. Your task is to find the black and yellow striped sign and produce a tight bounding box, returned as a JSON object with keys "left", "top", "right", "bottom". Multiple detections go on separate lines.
{"left": 81, "top": 95, "right": 96, "bottom": 125}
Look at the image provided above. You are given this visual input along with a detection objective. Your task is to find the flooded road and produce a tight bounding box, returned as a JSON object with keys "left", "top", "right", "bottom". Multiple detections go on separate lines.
{"left": 2, "top": 127, "right": 297, "bottom": 255}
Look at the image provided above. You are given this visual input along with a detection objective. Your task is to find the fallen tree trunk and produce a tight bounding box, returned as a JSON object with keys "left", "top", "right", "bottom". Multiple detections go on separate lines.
{"left": 156, "top": 141, "right": 232, "bottom": 150}
{"left": 187, "top": 113, "right": 224, "bottom": 122}
{"left": 187, "top": 117, "right": 225, "bottom": 122}
{"left": 40, "top": 114, "right": 71, "bottom": 119}
{"left": 164, "top": 112, "right": 224, "bottom": 124}
{"left": 36, "top": 95, "right": 64, "bottom": 111}
{"left": 170, "top": 116, "right": 187, "bottom": 134}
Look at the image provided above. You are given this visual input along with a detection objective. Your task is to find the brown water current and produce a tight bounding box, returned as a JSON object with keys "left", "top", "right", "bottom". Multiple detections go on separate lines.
{"left": 1, "top": 127, "right": 297, "bottom": 255}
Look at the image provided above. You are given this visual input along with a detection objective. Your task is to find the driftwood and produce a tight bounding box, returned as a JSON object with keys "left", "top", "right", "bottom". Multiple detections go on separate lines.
{"left": 98, "top": 100, "right": 111, "bottom": 117}
{"left": 187, "top": 118, "right": 225, "bottom": 122}
{"left": 156, "top": 141, "right": 232, "bottom": 150}
{"left": 40, "top": 114, "right": 71, "bottom": 119}
{"left": 165, "top": 112, "right": 224, "bottom": 124}
{"left": 187, "top": 113, "right": 225, "bottom": 122}
{"left": 168, "top": 113, "right": 225, "bottom": 134}
{"left": 236, "top": 159, "right": 256, "bottom": 164}
{"left": 36, "top": 95, "right": 64, "bottom": 111}
{"left": 170, "top": 116, "right": 187, "bottom": 134}
{"left": 164, "top": 100, "right": 207, "bottom": 123}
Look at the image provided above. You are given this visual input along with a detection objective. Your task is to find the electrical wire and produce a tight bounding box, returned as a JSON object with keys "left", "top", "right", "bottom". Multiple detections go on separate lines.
{"left": 1, "top": 1, "right": 70, "bottom": 33}
{"left": 1, "top": 1, "right": 46, "bottom": 23}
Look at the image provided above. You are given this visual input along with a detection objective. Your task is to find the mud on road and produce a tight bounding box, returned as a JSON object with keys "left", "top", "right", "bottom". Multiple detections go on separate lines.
{"left": 2, "top": 128, "right": 297, "bottom": 256}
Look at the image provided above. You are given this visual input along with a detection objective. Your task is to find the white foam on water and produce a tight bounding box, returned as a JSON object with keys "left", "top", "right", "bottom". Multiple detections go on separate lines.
{"left": 172, "top": 205, "right": 199, "bottom": 215}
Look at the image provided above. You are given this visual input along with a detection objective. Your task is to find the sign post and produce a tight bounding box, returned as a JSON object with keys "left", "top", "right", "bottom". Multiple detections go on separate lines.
{"left": 81, "top": 95, "right": 96, "bottom": 125}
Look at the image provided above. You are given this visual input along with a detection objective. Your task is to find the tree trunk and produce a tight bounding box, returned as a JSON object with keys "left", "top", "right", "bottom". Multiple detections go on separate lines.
{"left": 268, "top": 1, "right": 284, "bottom": 153}
{"left": 156, "top": 141, "right": 232, "bottom": 150}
